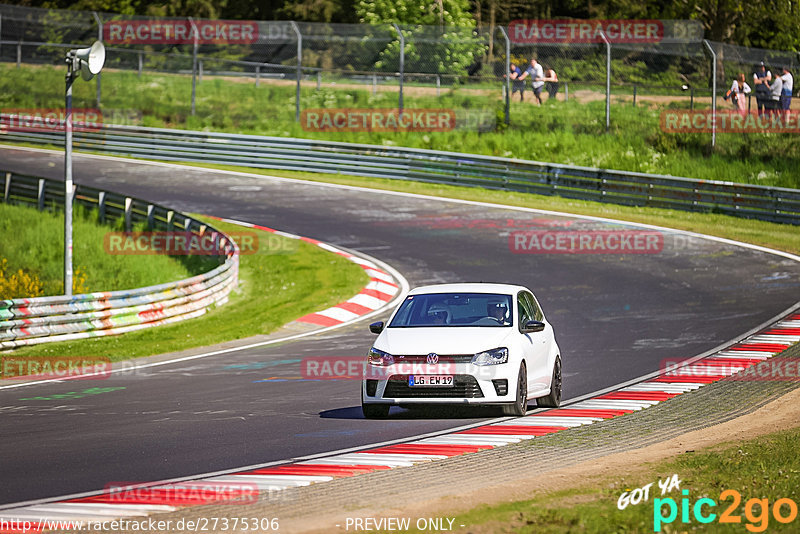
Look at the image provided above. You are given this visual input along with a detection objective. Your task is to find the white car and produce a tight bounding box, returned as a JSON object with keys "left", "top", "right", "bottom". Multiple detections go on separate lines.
{"left": 361, "top": 283, "right": 562, "bottom": 418}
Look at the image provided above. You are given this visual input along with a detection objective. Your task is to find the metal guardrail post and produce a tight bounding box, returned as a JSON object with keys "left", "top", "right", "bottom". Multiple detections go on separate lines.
{"left": 497, "top": 26, "right": 510, "bottom": 125}
{"left": 93, "top": 12, "right": 102, "bottom": 107}
{"left": 198, "top": 60, "right": 203, "bottom": 83}
{"left": 137, "top": 51, "right": 143, "bottom": 78}
{"left": 184, "top": 216, "right": 192, "bottom": 231}
{"left": 392, "top": 23, "right": 404, "bottom": 114}
{"left": 98, "top": 191, "right": 106, "bottom": 223}
{"left": 599, "top": 30, "right": 611, "bottom": 132}
{"left": 289, "top": 21, "right": 302, "bottom": 122}
{"left": 703, "top": 40, "right": 717, "bottom": 149}
{"left": 565, "top": 82, "right": 568, "bottom": 102}
{"left": 256, "top": 65, "right": 260, "bottom": 87}
{"left": 372, "top": 73, "right": 377, "bottom": 95}
{"left": 4, "top": 173, "right": 10, "bottom": 202}
{"left": 37, "top": 179, "right": 45, "bottom": 210}
{"left": 189, "top": 17, "right": 198, "bottom": 116}
{"left": 124, "top": 197, "right": 132, "bottom": 232}
{"left": 317, "top": 70, "right": 321, "bottom": 90}
{"left": 633, "top": 85, "right": 637, "bottom": 107}
{"left": 436, "top": 74, "right": 440, "bottom": 97}
{"left": 16, "top": 40, "right": 20, "bottom": 67}
{"left": 167, "top": 210, "right": 174, "bottom": 231}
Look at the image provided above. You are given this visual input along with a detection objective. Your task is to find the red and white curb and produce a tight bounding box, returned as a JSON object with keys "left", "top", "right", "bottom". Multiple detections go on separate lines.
{"left": 207, "top": 217, "right": 401, "bottom": 327}
{"left": 1, "top": 312, "right": 796, "bottom": 532}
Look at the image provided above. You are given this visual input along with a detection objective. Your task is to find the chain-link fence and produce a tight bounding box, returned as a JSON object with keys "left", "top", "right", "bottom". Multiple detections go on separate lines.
{"left": 1, "top": 4, "right": 799, "bottom": 148}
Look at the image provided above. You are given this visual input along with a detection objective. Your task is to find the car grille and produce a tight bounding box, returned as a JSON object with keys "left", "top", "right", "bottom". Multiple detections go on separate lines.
{"left": 393, "top": 354, "right": 474, "bottom": 364}
{"left": 383, "top": 375, "right": 484, "bottom": 398}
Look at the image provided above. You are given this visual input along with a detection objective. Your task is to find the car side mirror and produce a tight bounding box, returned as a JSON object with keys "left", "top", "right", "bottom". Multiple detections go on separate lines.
{"left": 369, "top": 321, "right": 384, "bottom": 334}
{"left": 522, "top": 320, "right": 545, "bottom": 333}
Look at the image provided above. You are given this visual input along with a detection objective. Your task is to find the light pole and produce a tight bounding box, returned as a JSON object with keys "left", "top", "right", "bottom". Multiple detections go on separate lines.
{"left": 64, "top": 41, "right": 105, "bottom": 296}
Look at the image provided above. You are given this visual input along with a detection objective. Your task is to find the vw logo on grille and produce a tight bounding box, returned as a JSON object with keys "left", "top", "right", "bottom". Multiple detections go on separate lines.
{"left": 426, "top": 353, "right": 439, "bottom": 364}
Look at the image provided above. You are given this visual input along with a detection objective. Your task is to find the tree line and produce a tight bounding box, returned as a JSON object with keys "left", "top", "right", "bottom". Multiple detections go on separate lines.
{"left": 17, "top": 0, "right": 800, "bottom": 51}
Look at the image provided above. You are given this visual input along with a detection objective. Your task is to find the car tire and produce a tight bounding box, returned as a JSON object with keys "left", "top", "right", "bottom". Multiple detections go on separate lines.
{"left": 502, "top": 363, "right": 528, "bottom": 416}
{"left": 362, "top": 403, "right": 390, "bottom": 419}
{"left": 537, "top": 356, "right": 562, "bottom": 408}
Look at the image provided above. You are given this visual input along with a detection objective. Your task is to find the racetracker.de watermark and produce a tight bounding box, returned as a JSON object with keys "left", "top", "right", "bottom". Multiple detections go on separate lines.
{"left": 103, "top": 19, "right": 258, "bottom": 44}
{"left": 301, "top": 108, "right": 456, "bottom": 132}
{"left": 662, "top": 357, "right": 800, "bottom": 381}
{"left": 104, "top": 481, "right": 259, "bottom": 505}
{"left": 510, "top": 230, "right": 664, "bottom": 254}
{"left": 1, "top": 357, "right": 112, "bottom": 380}
{"left": 1, "top": 108, "right": 102, "bottom": 133}
{"left": 302, "top": 356, "right": 462, "bottom": 380}
{"left": 509, "top": 19, "right": 664, "bottom": 43}
{"left": 661, "top": 110, "right": 800, "bottom": 133}
{"left": 102, "top": 231, "right": 295, "bottom": 256}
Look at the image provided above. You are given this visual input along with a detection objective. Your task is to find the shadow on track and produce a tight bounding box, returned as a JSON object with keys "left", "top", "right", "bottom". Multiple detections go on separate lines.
{"left": 320, "top": 405, "right": 504, "bottom": 420}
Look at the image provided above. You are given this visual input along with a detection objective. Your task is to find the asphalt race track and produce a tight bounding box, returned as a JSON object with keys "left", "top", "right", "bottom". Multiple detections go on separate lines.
{"left": 1, "top": 146, "right": 799, "bottom": 505}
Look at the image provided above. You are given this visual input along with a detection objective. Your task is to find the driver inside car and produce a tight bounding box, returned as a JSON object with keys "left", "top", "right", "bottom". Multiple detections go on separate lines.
{"left": 427, "top": 304, "right": 450, "bottom": 325}
{"left": 488, "top": 301, "right": 508, "bottom": 324}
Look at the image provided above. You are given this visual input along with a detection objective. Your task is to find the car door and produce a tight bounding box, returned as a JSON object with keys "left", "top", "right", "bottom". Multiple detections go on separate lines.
{"left": 522, "top": 291, "right": 551, "bottom": 387}
{"left": 516, "top": 291, "right": 537, "bottom": 391}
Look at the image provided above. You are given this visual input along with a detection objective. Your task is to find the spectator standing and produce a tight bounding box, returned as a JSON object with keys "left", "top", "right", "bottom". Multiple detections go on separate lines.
{"left": 520, "top": 57, "right": 545, "bottom": 105}
{"left": 506, "top": 63, "right": 526, "bottom": 102}
{"left": 753, "top": 62, "right": 772, "bottom": 116}
{"left": 544, "top": 67, "right": 559, "bottom": 101}
{"left": 780, "top": 66, "right": 793, "bottom": 120}
{"left": 729, "top": 73, "right": 751, "bottom": 116}
{"left": 768, "top": 73, "right": 783, "bottom": 118}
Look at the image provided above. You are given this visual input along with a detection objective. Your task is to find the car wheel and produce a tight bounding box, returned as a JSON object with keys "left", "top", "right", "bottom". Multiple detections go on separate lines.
{"left": 362, "top": 401, "right": 390, "bottom": 419}
{"left": 537, "top": 356, "right": 562, "bottom": 408}
{"left": 502, "top": 363, "right": 528, "bottom": 416}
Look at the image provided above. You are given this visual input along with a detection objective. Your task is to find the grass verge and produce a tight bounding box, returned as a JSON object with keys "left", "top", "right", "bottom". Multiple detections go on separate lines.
{"left": 441, "top": 426, "right": 800, "bottom": 533}
{"left": 0, "top": 202, "right": 212, "bottom": 297}
{"left": 5, "top": 216, "right": 369, "bottom": 361}
{"left": 1, "top": 63, "right": 798, "bottom": 187}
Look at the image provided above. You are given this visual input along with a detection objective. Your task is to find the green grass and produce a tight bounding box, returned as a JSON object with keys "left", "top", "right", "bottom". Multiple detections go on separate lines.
{"left": 173, "top": 163, "right": 800, "bottom": 257}
{"left": 7, "top": 216, "right": 369, "bottom": 360}
{"left": 0, "top": 202, "right": 212, "bottom": 297}
{"left": 2, "top": 63, "right": 799, "bottom": 188}
{"left": 436, "top": 426, "right": 800, "bottom": 533}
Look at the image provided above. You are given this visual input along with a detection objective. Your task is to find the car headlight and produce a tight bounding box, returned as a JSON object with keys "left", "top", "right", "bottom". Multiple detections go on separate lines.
{"left": 472, "top": 347, "right": 509, "bottom": 366}
{"left": 368, "top": 347, "right": 394, "bottom": 366}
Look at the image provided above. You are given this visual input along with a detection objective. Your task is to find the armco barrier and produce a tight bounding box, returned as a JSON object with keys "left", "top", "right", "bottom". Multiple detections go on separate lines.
{"left": 0, "top": 171, "right": 238, "bottom": 350}
{"left": 2, "top": 117, "right": 799, "bottom": 224}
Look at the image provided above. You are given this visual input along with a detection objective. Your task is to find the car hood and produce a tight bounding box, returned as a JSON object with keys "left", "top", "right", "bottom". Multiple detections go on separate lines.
{"left": 378, "top": 327, "right": 514, "bottom": 355}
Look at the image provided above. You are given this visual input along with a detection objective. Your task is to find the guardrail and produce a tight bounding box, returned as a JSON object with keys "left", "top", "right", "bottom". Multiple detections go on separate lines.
{"left": 2, "top": 118, "right": 799, "bottom": 224}
{"left": 0, "top": 170, "right": 239, "bottom": 350}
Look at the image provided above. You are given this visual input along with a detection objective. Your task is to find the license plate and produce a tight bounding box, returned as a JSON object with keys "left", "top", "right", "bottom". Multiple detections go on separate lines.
{"left": 409, "top": 375, "right": 454, "bottom": 387}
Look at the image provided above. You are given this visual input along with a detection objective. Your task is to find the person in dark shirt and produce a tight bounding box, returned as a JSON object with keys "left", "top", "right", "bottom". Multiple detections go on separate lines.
{"left": 506, "top": 63, "right": 526, "bottom": 102}
{"left": 753, "top": 62, "right": 772, "bottom": 117}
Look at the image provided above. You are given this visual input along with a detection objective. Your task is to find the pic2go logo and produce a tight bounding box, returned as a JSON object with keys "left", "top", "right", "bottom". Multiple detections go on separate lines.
{"left": 654, "top": 489, "right": 799, "bottom": 532}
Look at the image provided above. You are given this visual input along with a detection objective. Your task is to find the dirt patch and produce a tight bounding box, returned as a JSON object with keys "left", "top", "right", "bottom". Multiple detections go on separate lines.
{"left": 284, "top": 385, "right": 800, "bottom": 533}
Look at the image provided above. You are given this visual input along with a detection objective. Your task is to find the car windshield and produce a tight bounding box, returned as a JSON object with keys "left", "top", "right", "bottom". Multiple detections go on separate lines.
{"left": 388, "top": 293, "right": 513, "bottom": 328}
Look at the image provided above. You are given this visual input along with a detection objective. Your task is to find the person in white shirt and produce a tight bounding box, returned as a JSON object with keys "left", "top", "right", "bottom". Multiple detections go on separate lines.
{"left": 780, "top": 66, "right": 793, "bottom": 120}
{"left": 729, "top": 73, "right": 751, "bottom": 115}
{"left": 519, "top": 57, "right": 545, "bottom": 105}
{"left": 768, "top": 74, "right": 783, "bottom": 118}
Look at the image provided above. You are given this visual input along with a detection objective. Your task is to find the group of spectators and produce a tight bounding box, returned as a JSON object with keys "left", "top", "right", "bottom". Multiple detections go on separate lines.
{"left": 507, "top": 57, "right": 559, "bottom": 105}
{"left": 726, "top": 62, "right": 793, "bottom": 119}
